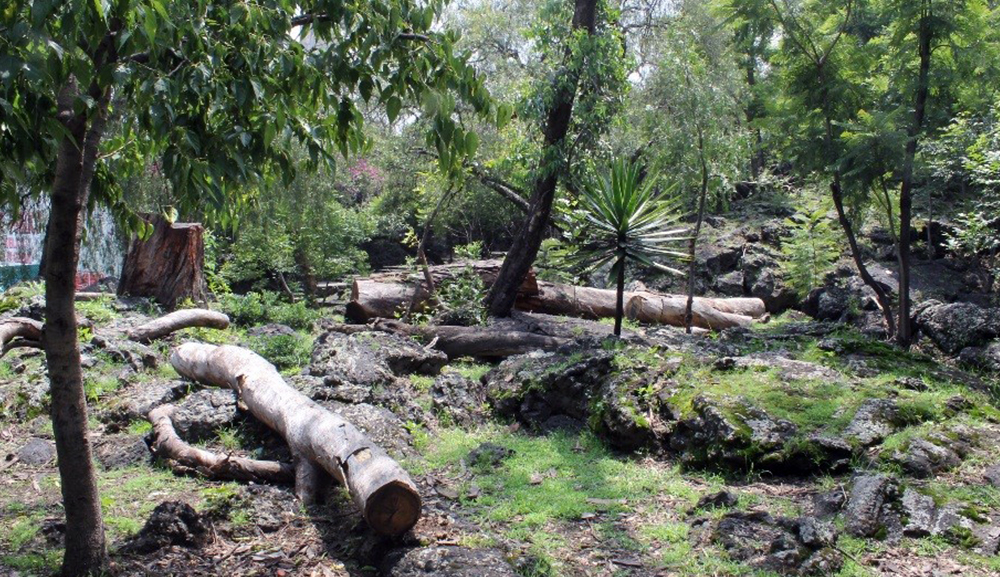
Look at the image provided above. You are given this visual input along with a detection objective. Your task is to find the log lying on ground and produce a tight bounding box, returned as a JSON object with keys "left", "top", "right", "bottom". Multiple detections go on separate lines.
{"left": 170, "top": 343, "right": 420, "bottom": 536}
{"left": 128, "top": 309, "right": 230, "bottom": 343}
{"left": 148, "top": 405, "right": 294, "bottom": 483}
{"left": 0, "top": 317, "right": 43, "bottom": 357}
{"left": 520, "top": 281, "right": 756, "bottom": 331}
{"left": 326, "top": 319, "right": 571, "bottom": 359}
{"left": 75, "top": 291, "right": 115, "bottom": 302}
{"left": 349, "top": 276, "right": 761, "bottom": 330}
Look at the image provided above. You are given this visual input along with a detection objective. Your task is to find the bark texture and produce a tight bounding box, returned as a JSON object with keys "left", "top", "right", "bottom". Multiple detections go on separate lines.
{"left": 44, "top": 77, "right": 111, "bottom": 576}
{"left": 148, "top": 405, "right": 294, "bottom": 483}
{"left": 118, "top": 214, "right": 207, "bottom": 309}
{"left": 485, "top": 0, "right": 599, "bottom": 317}
{"left": 170, "top": 343, "right": 421, "bottom": 536}
{"left": 127, "top": 309, "right": 230, "bottom": 343}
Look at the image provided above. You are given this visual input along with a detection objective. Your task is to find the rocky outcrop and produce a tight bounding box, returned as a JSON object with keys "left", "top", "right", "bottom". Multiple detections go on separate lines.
{"left": 914, "top": 300, "right": 1000, "bottom": 354}
{"left": 697, "top": 511, "right": 843, "bottom": 576}
{"left": 171, "top": 389, "right": 239, "bottom": 441}
{"left": 381, "top": 546, "right": 518, "bottom": 577}
{"left": 844, "top": 399, "right": 900, "bottom": 446}
{"left": 845, "top": 474, "right": 898, "bottom": 538}
{"left": 431, "top": 373, "right": 487, "bottom": 428}
{"left": 120, "top": 501, "right": 208, "bottom": 554}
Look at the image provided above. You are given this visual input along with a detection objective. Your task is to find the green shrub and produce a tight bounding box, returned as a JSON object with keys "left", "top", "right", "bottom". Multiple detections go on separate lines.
{"left": 217, "top": 291, "right": 319, "bottom": 331}
{"left": 779, "top": 207, "right": 841, "bottom": 297}
{"left": 245, "top": 333, "right": 312, "bottom": 371}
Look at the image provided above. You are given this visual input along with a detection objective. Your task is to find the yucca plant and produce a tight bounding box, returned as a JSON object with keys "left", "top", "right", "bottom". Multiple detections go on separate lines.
{"left": 568, "top": 159, "right": 688, "bottom": 336}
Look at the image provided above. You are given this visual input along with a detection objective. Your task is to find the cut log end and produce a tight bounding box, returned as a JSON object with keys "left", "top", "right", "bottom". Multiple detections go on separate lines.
{"left": 365, "top": 480, "right": 422, "bottom": 537}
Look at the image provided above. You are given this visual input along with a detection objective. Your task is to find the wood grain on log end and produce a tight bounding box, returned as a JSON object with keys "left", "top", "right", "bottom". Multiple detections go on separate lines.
{"left": 365, "top": 480, "right": 422, "bottom": 537}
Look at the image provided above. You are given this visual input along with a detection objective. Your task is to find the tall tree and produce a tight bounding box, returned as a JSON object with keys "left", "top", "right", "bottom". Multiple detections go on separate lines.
{"left": 485, "top": 0, "right": 599, "bottom": 316}
{"left": 0, "top": 2, "right": 490, "bottom": 574}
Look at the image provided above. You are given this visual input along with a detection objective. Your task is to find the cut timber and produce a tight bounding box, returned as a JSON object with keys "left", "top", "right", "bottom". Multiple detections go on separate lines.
{"left": 325, "top": 319, "right": 570, "bottom": 359}
{"left": 349, "top": 275, "right": 762, "bottom": 331}
{"left": 118, "top": 214, "right": 207, "bottom": 309}
{"left": 128, "top": 309, "right": 230, "bottom": 343}
{"left": 0, "top": 317, "right": 43, "bottom": 357}
{"left": 170, "top": 343, "right": 420, "bottom": 536}
{"left": 520, "top": 281, "right": 755, "bottom": 331}
{"left": 148, "top": 405, "right": 294, "bottom": 483}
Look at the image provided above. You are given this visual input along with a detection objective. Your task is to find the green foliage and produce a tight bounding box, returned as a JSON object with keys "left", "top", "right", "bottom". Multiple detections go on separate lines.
{"left": 216, "top": 291, "right": 319, "bottom": 331}
{"left": 76, "top": 295, "right": 118, "bottom": 324}
{"left": 779, "top": 206, "right": 841, "bottom": 297}
{"left": 435, "top": 267, "right": 488, "bottom": 326}
{"left": 245, "top": 333, "right": 312, "bottom": 372}
{"left": 453, "top": 241, "right": 484, "bottom": 261}
{"left": 564, "top": 159, "right": 687, "bottom": 334}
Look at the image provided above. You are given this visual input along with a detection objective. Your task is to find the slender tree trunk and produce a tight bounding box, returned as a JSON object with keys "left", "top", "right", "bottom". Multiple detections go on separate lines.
{"left": 44, "top": 80, "right": 110, "bottom": 577}
{"left": 685, "top": 129, "right": 710, "bottom": 334}
{"left": 897, "top": 7, "right": 932, "bottom": 348}
{"left": 823, "top": 116, "right": 897, "bottom": 338}
{"left": 485, "top": 0, "right": 598, "bottom": 317}
{"left": 613, "top": 254, "right": 626, "bottom": 336}
{"left": 405, "top": 187, "right": 454, "bottom": 320}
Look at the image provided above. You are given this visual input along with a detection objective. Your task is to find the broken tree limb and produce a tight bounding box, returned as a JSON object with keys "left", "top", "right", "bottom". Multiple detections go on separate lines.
{"left": 170, "top": 343, "right": 421, "bottom": 536}
{"left": 127, "top": 309, "right": 230, "bottom": 343}
{"left": 0, "top": 317, "right": 43, "bottom": 357}
{"left": 325, "top": 319, "right": 571, "bottom": 359}
{"left": 148, "top": 404, "right": 294, "bottom": 483}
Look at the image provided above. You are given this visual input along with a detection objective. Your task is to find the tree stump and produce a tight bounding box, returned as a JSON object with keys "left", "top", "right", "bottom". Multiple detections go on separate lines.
{"left": 118, "top": 215, "right": 207, "bottom": 309}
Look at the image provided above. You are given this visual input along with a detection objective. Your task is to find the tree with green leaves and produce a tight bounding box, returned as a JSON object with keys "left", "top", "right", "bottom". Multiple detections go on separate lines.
{"left": 567, "top": 159, "right": 686, "bottom": 336}
{"left": 0, "top": 1, "right": 492, "bottom": 574}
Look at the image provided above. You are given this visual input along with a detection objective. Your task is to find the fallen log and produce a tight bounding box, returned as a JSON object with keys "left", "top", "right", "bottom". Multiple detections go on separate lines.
{"left": 520, "top": 281, "right": 755, "bottom": 331}
{"left": 148, "top": 405, "right": 294, "bottom": 483}
{"left": 0, "top": 317, "right": 43, "bottom": 357}
{"left": 170, "top": 343, "right": 421, "bottom": 536}
{"left": 325, "top": 319, "right": 571, "bottom": 359}
{"left": 349, "top": 277, "right": 760, "bottom": 330}
{"left": 128, "top": 309, "right": 230, "bottom": 343}
{"left": 75, "top": 292, "right": 115, "bottom": 302}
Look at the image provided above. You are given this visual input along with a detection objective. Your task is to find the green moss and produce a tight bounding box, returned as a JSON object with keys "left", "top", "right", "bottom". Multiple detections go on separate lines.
{"left": 126, "top": 420, "right": 153, "bottom": 436}
{"left": 410, "top": 374, "right": 435, "bottom": 393}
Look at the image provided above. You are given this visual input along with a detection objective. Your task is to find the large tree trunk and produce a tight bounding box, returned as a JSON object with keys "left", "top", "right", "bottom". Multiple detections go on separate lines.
{"left": 897, "top": 9, "right": 932, "bottom": 348}
{"left": 350, "top": 278, "right": 760, "bottom": 330}
{"left": 485, "top": 0, "right": 599, "bottom": 317}
{"left": 44, "top": 79, "right": 110, "bottom": 577}
{"left": 118, "top": 214, "right": 207, "bottom": 310}
{"left": 169, "top": 343, "right": 421, "bottom": 536}
{"left": 326, "top": 319, "right": 571, "bottom": 359}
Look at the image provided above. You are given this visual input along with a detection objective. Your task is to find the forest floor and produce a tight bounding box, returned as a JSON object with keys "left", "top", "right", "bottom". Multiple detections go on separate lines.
{"left": 2, "top": 294, "right": 1000, "bottom": 577}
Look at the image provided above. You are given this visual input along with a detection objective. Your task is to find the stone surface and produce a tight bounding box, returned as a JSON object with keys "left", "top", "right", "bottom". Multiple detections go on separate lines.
{"left": 465, "top": 443, "right": 514, "bottom": 470}
{"left": 324, "top": 401, "right": 414, "bottom": 459}
{"left": 914, "top": 300, "right": 1000, "bottom": 354}
{"left": 845, "top": 474, "right": 897, "bottom": 538}
{"left": 900, "top": 488, "right": 935, "bottom": 537}
{"left": 844, "top": 399, "right": 899, "bottom": 446}
{"left": 309, "top": 331, "right": 447, "bottom": 387}
{"left": 984, "top": 465, "right": 1000, "bottom": 487}
{"left": 94, "top": 434, "right": 151, "bottom": 469}
{"left": 17, "top": 437, "right": 56, "bottom": 465}
{"left": 693, "top": 490, "right": 738, "bottom": 512}
{"left": 709, "top": 511, "right": 842, "bottom": 576}
{"left": 381, "top": 546, "right": 518, "bottom": 577}
{"left": 107, "top": 380, "right": 189, "bottom": 424}
{"left": 430, "top": 373, "right": 486, "bottom": 427}
{"left": 246, "top": 323, "right": 296, "bottom": 338}
{"left": 172, "top": 389, "right": 239, "bottom": 441}
{"left": 895, "top": 438, "right": 962, "bottom": 479}
{"left": 121, "top": 501, "right": 208, "bottom": 554}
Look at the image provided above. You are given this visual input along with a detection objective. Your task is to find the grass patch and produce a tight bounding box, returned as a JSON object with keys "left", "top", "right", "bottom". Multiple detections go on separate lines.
{"left": 77, "top": 295, "right": 118, "bottom": 324}
{"left": 411, "top": 425, "right": 700, "bottom": 573}
{"left": 449, "top": 361, "right": 494, "bottom": 382}
{"left": 127, "top": 420, "right": 153, "bottom": 436}
{"left": 84, "top": 374, "right": 122, "bottom": 403}
{"left": 410, "top": 374, "right": 435, "bottom": 393}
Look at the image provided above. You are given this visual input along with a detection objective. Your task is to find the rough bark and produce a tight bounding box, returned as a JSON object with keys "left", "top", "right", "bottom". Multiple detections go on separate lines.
{"left": 170, "top": 343, "right": 421, "bottom": 536}
{"left": 148, "top": 405, "right": 295, "bottom": 483}
{"left": 118, "top": 214, "right": 207, "bottom": 309}
{"left": 127, "top": 309, "right": 231, "bottom": 343}
{"left": 350, "top": 277, "right": 763, "bottom": 330}
{"left": 326, "top": 319, "right": 571, "bottom": 359}
{"left": 44, "top": 78, "right": 110, "bottom": 577}
{"left": 0, "top": 317, "right": 43, "bottom": 357}
{"left": 485, "top": 0, "right": 599, "bottom": 317}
